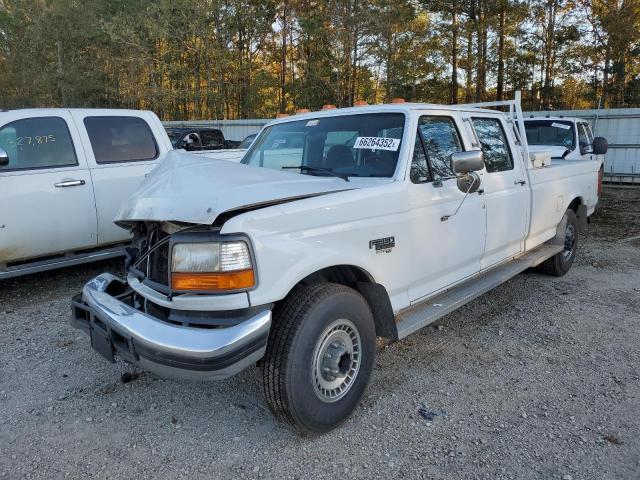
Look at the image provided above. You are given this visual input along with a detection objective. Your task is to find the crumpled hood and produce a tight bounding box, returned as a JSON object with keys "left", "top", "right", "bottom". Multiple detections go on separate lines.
{"left": 528, "top": 145, "right": 570, "bottom": 158}
{"left": 115, "top": 150, "right": 353, "bottom": 225}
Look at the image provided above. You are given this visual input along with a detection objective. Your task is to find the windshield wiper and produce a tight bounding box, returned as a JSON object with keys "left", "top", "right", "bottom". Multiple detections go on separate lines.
{"left": 282, "top": 165, "right": 350, "bottom": 182}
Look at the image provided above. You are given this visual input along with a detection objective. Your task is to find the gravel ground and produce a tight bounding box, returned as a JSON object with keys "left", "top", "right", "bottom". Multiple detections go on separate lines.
{"left": 1, "top": 186, "right": 639, "bottom": 480}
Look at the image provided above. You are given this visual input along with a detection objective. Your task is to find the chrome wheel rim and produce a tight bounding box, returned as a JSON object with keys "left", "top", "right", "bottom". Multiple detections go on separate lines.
{"left": 312, "top": 319, "right": 361, "bottom": 403}
{"left": 563, "top": 223, "right": 576, "bottom": 260}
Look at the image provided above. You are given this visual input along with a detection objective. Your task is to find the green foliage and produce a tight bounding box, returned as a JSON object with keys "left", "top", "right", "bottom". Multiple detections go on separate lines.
{"left": 0, "top": 0, "right": 638, "bottom": 118}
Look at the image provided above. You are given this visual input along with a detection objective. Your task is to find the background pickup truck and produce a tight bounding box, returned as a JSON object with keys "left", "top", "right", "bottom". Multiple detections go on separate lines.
{"left": 165, "top": 126, "right": 242, "bottom": 150}
{"left": 165, "top": 126, "right": 247, "bottom": 163}
{"left": 524, "top": 115, "right": 608, "bottom": 195}
{"left": 72, "top": 94, "right": 602, "bottom": 434}
{"left": 0, "top": 109, "right": 173, "bottom": 279}
{"left": 524, "top": 115, "right": 607, "bottom": 162}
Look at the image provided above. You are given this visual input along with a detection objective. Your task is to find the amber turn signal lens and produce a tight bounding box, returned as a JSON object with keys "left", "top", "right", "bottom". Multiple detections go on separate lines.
{"left": 171, "top": 270, "right": 255, "bottom": 291}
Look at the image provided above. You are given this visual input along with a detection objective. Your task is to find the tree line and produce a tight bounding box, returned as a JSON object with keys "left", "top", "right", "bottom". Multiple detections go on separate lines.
{"left": 0, "top": 0, "right": 638, "bottom": 119}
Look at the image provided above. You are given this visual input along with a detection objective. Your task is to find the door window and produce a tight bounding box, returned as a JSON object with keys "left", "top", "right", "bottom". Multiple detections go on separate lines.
{"left": 415, "top": 116, "right": 462, "bottom": 180}
{"left": 472, "top": 118, "right": 513, "bottom": 172}
{"left": 582, "top": 123, "right": 594, "bottom": 143}
{"left": 84, "top": 116, "right": 158, "bottom": 163}
{"left": 410, "top": 133, "right": 431, "bottom": 183}
{"left": 0, "top": 117, "right": 77, "bottom": 171}
{"left": 201, "top": 130, "right": 224, "bottom": 148}
{"left": 578, "top": 124, "right": 591, "bottom": 153}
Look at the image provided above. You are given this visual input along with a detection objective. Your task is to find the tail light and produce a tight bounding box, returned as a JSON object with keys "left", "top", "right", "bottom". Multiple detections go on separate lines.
{"left": 597, "top": 167, "right": 603, "bottom": 196}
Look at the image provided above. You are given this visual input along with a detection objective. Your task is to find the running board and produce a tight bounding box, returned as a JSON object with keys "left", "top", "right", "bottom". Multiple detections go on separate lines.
{"left": 395, "top": 244, "right": 563, "bottom": 339}
{"left": 0, "top": 246, "right": 126, "bottom": 280}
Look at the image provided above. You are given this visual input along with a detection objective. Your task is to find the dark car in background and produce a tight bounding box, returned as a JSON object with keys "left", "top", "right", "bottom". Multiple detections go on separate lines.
{"left": 165, "top": 127, "right": 241, "bottom": 151}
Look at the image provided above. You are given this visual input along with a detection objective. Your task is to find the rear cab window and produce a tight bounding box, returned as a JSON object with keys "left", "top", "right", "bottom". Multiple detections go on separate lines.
{"left": 0, "top": 117, "right": 78, "bottom": 171}
{"left": 201, "top": 129, "right": 225, "bottom": 149}
{"left": 243, "top": 113, "right": 406, "bottom": 179}
{"left": 84, "top": 116, "right": 158, "bottom": 164}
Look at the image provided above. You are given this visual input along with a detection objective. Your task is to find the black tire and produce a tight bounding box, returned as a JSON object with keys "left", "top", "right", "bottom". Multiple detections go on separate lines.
{"left": 541, "top": 209, "right": 579, "bottom": 277}
{"left": 262, "top": 283, "right": 376, "bottom": 434}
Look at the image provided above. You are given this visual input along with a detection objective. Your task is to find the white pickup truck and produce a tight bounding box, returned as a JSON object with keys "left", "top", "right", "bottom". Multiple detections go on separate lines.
{"left": 524, "top": 115, "right": 607, "bottom": 161}
{"left": 524, "top": 115, "right": 608, "bottom": 195}
{"left": 0, "top": 109, "right": 173, "bottom": 279}
{"left": 72, "top": 95, "right": 601, "bottom": 433}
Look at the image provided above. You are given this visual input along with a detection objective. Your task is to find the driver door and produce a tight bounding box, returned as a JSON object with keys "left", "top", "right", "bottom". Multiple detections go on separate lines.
{"left": 406, "top": 113, "right": 487, "bottom": 303}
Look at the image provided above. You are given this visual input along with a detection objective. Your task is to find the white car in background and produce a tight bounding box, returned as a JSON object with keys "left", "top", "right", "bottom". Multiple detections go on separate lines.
{"left": 0, "top": 109, "right": 173, "bottom": 279}
{"left": 523, "top": 116, "right": 608, "bottom": 198}
{"left": 523, "top": 116, "right": 607, "bottom": 160}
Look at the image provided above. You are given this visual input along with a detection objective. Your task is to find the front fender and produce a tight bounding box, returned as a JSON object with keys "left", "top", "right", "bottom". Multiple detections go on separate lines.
{"left": 220, "top": 184, "right": 411, "bottom": 312}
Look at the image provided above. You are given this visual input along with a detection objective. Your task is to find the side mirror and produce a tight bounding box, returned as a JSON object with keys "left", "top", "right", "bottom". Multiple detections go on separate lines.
{"left": 0, "top": 147, "right": 8, "bottom": 167}
{"left": 592, "top": 137, "right": 608, "bottom": 155}
{"left": 451, "top": 150, "right": 484, "bottom": 174}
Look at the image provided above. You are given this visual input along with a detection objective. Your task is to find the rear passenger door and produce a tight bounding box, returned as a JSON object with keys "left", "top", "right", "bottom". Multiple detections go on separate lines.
{"left": 406, "top": 113, "right": 487, "bottom": 303}
{"left": 74, "top": 113, "right": 161, "bottom": 246}
{"left": 469, "top": 116, "right": 529, "bottom": 269}
{"left": 0, "top": 112, "right": 97, "bottom": 264}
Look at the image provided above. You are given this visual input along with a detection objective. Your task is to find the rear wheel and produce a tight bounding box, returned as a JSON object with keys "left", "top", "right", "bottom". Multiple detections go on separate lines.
{"left": 262, "top": 283, "right": 376, "bottom": 434}
{"left": 541, "top": 209, "right": 579, "bottom": 276}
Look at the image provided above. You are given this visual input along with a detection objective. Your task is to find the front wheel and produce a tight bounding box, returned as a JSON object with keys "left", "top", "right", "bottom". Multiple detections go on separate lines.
{"left": 262, "top": 283, "right": 376, "bottom": 434}
{"left": 541, "top": 209, "right": 579, "bottom": 276}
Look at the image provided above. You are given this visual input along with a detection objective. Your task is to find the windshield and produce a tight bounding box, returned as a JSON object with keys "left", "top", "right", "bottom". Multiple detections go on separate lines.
{"left": 242, "top": 113, "right": 406, "bottom": 178}
{"left": 524, "top": 120, "right": 575, "bottom": 149}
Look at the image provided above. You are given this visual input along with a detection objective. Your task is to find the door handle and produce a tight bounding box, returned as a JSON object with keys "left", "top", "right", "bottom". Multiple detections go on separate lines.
{"left": 477, "top": 188, "right": 485, "bottom": 195}
{"left": 514, "top": 180, "right": 526, "bottom": 186}
{"left": 54, "top": 179, "right": 85, "bottom": 188}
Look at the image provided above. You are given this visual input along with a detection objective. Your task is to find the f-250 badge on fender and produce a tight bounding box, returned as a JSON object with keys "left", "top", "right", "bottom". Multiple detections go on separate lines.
{"left": 369, "top": 236, "right": 395, "bottom": 253}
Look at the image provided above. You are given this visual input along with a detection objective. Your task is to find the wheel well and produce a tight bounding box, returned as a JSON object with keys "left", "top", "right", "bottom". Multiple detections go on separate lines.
{"left": 568, "top": 197, "right": 582, "bottom": 212}
{"left": 298, "top": 265, "right": 373, "bottom": 286}
{"left": 567, "top": 196, "right": 588, "bottom": 231}
{"left": 286, "top": 265, "right": 397, "bottom": 340}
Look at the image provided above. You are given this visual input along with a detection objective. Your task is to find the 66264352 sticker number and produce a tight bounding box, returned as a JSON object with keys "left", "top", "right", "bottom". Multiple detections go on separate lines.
{"left": 353, "top": 136, "right": 400, "bottom": 151}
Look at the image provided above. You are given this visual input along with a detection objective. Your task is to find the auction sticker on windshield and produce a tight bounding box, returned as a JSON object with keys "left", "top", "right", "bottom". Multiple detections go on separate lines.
{"left": 353, "top": 137, "right": 400, "bottom": 151}
{"left": 551, "top": 122, "right": 571, "bottom": 130}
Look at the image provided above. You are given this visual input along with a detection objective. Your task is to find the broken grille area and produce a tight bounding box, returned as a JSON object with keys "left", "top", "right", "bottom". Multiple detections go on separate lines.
{"left": 148, "top": 234, "right": 170, "bottom": 286}
{"left": 131, "top": 227, "right": 171, "bottom": 289}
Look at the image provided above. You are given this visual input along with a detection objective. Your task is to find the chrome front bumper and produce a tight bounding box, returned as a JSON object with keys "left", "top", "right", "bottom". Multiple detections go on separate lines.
{"left": 71, "top": 274, "right": 271, "bottom": 380}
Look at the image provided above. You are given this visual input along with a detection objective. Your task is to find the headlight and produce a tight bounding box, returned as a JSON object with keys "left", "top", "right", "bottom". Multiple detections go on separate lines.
{"left": 171, "top": 241, "right": 255, "bottom": 291}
